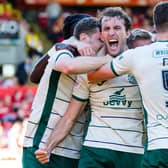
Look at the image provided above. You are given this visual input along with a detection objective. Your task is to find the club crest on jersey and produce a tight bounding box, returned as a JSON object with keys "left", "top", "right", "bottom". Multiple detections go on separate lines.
{"left": 103, "top": 88, "right": 132, "bottom": 107}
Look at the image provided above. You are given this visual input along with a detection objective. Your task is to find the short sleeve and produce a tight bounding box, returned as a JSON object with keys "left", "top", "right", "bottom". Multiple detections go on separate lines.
{"left": 111, "top": 49, "right": 135, "bottom": 76}
{"left": 48, "top": 49, "right": 73, "bottom": 71}
{"left": 72, "top": 74, "right": 89, "bottom": 102}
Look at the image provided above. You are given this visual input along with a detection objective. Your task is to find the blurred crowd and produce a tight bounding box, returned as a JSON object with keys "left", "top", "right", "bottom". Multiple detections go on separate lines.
{"left": 0, "top": 86, "right": 36, "bottom": 159}
{"left": 38, "top": 5, "right": 154, "bottom": 44}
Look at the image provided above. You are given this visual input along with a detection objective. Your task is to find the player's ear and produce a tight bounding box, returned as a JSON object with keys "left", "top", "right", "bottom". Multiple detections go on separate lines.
{"left": 126, "top": 29, "right": 131, "bottom": 39}
{"left": 79, "top": 33, "right": 89, "bottom": 41}
{"left": 100, "top": 32, "right": 104, "bottom": 42}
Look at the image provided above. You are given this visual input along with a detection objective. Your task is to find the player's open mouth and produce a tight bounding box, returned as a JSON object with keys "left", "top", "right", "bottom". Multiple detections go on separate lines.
{"left": 109, "top": 39, "right": 118, "bottom": 50}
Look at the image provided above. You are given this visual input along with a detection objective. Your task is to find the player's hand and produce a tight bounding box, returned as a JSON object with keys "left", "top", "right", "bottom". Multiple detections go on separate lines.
{"left": 77, "top": 42, "right": 96, "bottom": 56}
{"left": 35, "top": 147, "right": 50, "bottom": 164}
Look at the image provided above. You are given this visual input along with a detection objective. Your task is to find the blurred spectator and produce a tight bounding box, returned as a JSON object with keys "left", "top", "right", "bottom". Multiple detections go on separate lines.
{"left": 145, "top": 7, "right": 153, "bottom": 25}
{"left": 5, "top": 0, "right": 12, "bottom": 17}
{"left": 132, "top": 15, "right": 142, "bottom": 28}
{"left": 0, "top": 86, "right": 35, "bottom": 151}
{"left": 0, "top": 0, "right": 13, "bottom": 17}
{"left": 46, "top": 0, "right": 62, "bottom": 32}
{"left": 0, "top": 0, "right": 5, "bottom": 16}
{"left": 15, "top": 51, "right": 35, "bottom": 85}
{"left": 0, "top": 99, "right": 9, "bottom": 122}
{"left": 124, "top": 7, "right": 132, "bottom": 17}
{"left": 0, "top": 122, "right": 8, "bottom": 148}
{"left": 25, "top": 26, "right": 43, "bottom": 56}
{"left": 7, "top": 119, "right": 24, "bottom": 152}
{"left": 48, "top": 14, "right": 64, "bottom": 43}
{"left": 142, "top": 18, "right": 153, "bottom": 32}
{"left": 0, "top": 77, "right": 17, "bottom": 87}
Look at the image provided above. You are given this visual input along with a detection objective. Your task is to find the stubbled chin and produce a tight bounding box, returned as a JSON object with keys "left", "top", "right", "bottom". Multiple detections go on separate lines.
{"left": 109, "top": 48, "right": 119, "bottom": 57}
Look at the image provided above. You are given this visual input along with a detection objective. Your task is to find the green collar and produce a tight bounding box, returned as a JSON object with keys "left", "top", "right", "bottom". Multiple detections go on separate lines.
{"left": 157, "top": 40, "right": 168, "bottom": 42}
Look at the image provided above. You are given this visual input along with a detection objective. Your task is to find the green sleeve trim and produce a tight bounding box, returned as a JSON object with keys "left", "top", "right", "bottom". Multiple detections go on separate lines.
{"left": 158, "top": 40, "right": 168, "bottom": 42}
{"left": 55, "top": 51, "right": 73, "bottom": 62}
{"left": 110, "top": 61, "right": 119, "bottom": 76}
{"left": 72, "top": 94, "right": 88, "bottom": 102}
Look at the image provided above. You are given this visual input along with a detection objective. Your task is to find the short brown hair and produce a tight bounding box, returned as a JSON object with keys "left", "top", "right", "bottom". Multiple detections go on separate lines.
{"left": 153, "top": 1, "right": 168, "bottom": 32}
{"left": 98, "top": 7, "right": 132, "bottom": 31}
{"left": 73, "top": 17, "right": 100, "bottom": 40}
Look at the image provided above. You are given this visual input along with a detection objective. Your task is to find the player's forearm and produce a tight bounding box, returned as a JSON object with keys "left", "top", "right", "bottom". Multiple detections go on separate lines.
{"left": 87, "top": 61, "right": 116, "bottom": 82}
{"left": 64, "top": 56, "right": 109, "bottom": 74}
{"left": 45, "top": 99, "right": 85, "bottom": 153}
{"left": 45, "top": 116, "right": 76, "bottom": 153}
{"left": 30, "top": 54, "right": 49, "bottom": 84}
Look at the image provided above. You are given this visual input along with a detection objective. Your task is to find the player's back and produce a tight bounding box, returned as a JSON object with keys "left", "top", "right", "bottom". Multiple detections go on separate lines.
{"left": 130, "top": 41, "right": 168, "bottom": 150}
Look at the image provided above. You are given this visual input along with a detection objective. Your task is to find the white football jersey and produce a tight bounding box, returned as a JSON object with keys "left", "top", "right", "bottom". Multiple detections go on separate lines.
{"left": 112, "top": 41, "right": 168, "bottom": 150}
{"left": 23, "top": 47, "right": 88, "bottom": 159}
{"left": 73, "top": 63, "right": 144, "bottom": 154}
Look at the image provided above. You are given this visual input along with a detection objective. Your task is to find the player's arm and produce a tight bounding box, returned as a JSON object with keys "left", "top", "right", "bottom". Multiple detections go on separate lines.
{"left": 30, "top": 53, "right": 49, "bottom": 84}
{"left": 35, "top": 98, "right": 86, "bottom": 164}
{"left": 87, "top": 61, "right": 117, "bottom": 82}
{"left": 56, "top": 52, "right": 109, "bottom": 75}
{"left": 64, "top": 36, "right": 96, "bottom": 56}
{"left": 30, "top": 43, "right": 78, "bottom": 84}
{"left": 46, "top": 98, "right": 86, "bottom": 153}
{"left": 88, "top": 50, "right": 133, "bottom": 82}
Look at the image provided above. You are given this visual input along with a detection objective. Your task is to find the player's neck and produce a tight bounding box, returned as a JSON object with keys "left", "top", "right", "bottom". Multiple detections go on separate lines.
{"left": 156, "top": 32, "right": 168, "bottom": 41}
